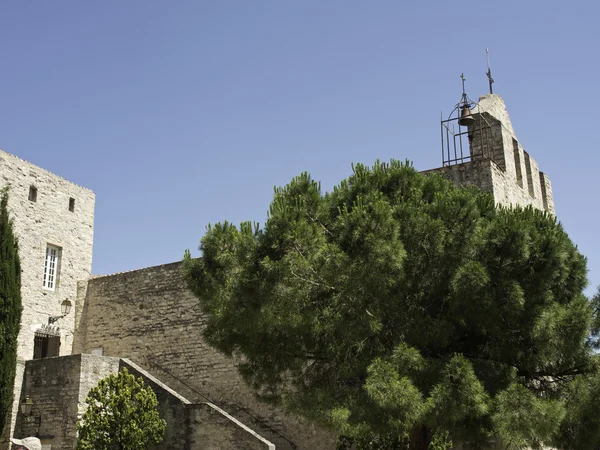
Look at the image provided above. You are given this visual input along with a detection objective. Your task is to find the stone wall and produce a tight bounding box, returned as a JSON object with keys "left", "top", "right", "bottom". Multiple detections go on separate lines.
{"left": 14, "top": 355, "right": 275, "bottom": 450}
{"left": 190, "top": 403, "right": 275, "bottom": 450}
{"left": 14, "top": 354, "right": 120, "bottom": 450}
{"left": 74, "top": 262, "right": 337, "bottom": 450}
{"left": 121, "top": 359, "right": 275, "bottom": 450}
{"left": 0, "top": 149, "right": 95, "bottom": 447}
{"left": 422, "top": 159, "right": 496, "bottom": 195}
{"left": 472, "top": 95, "right": 553, "bottom": 214}
{"left": 0, "top": 149, "right": 95, "bottom": 360}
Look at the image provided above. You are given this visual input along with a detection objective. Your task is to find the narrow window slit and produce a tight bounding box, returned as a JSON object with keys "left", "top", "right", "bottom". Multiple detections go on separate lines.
{"left": 512, "top": 139, "right": 523, "bottom": 188}
{"left": 29, "top": 185, "right": 37, "bottom": 202}
{"left": 524, "top": 151, "right": 535, "bottom": 198}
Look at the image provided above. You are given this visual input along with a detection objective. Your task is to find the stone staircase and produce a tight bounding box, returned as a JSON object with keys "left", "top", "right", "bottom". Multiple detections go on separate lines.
{"left": 142, "top": 358, "right": 300, "bottom": 450}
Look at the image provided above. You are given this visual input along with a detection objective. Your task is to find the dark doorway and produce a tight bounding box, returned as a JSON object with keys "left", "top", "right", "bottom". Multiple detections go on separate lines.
{"left": 33, "top": 331, "right": 60, "bottom": 359}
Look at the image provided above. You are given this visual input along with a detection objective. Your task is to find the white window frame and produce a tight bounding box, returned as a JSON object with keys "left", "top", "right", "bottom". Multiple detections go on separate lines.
{"left": 43, "top": 244, "right": 61, "bottom": 291}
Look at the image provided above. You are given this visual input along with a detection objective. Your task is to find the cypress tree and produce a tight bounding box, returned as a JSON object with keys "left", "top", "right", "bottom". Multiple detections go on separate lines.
{"left": 0, "top": 188, "right": 21, "bottom": 435}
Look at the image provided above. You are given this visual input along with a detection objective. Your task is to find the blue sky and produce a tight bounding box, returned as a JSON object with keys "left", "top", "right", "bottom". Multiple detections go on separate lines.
{"left": 0, "top": 1, "right": 598, "bottom": 295}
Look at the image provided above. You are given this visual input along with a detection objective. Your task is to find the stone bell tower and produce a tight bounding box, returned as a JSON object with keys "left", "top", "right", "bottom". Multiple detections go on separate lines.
{"left": 431, "top": 74, "right": 554, "bottom": 214}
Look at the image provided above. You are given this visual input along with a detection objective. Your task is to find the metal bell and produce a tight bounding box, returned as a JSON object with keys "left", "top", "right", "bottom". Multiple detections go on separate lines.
{"left": 458, "top": 105, "right": 475, "bottom": 126}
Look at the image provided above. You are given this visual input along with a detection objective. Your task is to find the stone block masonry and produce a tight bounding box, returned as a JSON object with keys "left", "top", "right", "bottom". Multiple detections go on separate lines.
{"left": 122, "top": 359, "right": 276, "bottom": 450}
{"left": 0, "top": 149, "right": 95, "bottom": 448}
{"left": 74, "top": 261, "right": 337, "bottom": 450}
{"left": 14, "top": 354, "right": 120, "bottom": 450}
{"left": 0, "top": 150, "right": 95, "bottom": 359}
{"left": 14, "top": 354, "right": 275, "bottom": 450}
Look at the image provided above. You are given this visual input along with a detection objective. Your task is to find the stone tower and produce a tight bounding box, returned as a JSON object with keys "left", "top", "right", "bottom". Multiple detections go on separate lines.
{"left": 431, "top": 93, "right": 554, "bottom": 213}
{"left": 0, "top": 150, "right": 95, "bottom": 448}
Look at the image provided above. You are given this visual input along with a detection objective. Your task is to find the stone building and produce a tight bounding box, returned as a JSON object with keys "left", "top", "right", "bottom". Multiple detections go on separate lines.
{"left": 1, "top": 92, "right": 553, "bottom": 450}
{"left": 0, "top": 150, "right": 94, "bottom": 449}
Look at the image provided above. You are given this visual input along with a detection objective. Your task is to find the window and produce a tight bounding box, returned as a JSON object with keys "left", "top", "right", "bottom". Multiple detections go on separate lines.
{"left": 539, "top": 172, "right": 550, "bottom": 212}
{"left": 28, "top": 185, "right": 37, "bottom": 202}
{"left": 69, "top": 197, "right": 75, "bottom": 212}
{"left": 43, "top": 245, "right": 61, "bottom": 291}
{"left": 33, "top": 330, "right": 60, "bottom": 359}
{"left": 524, "top": 151, "right": 535, "bottom": 198}
{"left": 512, "top": 139, "right": 523, "bottom": 188}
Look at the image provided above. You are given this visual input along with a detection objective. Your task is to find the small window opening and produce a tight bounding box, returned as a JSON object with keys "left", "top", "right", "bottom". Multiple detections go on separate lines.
{"left": 512, "top": 139, "right": 523, "bottom": 188}
{"left": 524, "top": 151, "right": 535, "bottom": 198}
{"left": 28, "top": 186, "right": 37, "bottom": 202}
{"left": 69, "top": 197, "right": 75, "bottom": 212}
{"left": 539, "top": 172, "right": 549, "bottom": 212}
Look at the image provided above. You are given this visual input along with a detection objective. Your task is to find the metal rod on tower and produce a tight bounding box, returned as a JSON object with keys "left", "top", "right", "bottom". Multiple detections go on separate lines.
{"left": 486, "top": 48, "right": 494, "bottom": 94}
{"left": 441, "top": 111, "right": 444, "bottom": 165}
{"left": 460, "top": 73, "right": 467, "bottom": 102}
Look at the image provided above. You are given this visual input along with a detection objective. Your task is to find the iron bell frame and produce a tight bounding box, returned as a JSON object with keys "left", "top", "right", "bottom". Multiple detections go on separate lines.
{"left": 440, "top": 74, "right": 495, "bottom": 167}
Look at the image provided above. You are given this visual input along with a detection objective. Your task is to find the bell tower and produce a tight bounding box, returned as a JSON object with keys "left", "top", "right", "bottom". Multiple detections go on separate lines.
{"left": 432, "top": 72, "right": 554, "bottom": 214}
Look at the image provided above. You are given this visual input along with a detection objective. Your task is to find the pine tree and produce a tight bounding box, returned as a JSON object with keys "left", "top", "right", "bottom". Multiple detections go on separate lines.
{"left": 0, "top": 188, "right": 21, "bottom": 435}
{"left": 184, "top": 160, "right": 598, "bottom": 449}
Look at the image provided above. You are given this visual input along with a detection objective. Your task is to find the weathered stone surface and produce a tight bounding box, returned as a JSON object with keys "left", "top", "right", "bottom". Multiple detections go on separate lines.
{"left": 0, "top": 149, "right": 95, "bottom": 448}
{"left": 15, "top": 355, "right": 275, "bottom": 450}
{"left": 75, "top": 262, "right": 337, "bottom": 450}
{"left": 191, "top": 403, "right": 275, "bottom": 450}
{"left": 427, "top": 94, "right": 554, "bottom": 214}
{"left": 14, "top": 354, "right": 119, "bottom": 450}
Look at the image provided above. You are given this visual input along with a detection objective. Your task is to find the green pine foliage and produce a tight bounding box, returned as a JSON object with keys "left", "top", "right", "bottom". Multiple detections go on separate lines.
{"left": 0, "top": 188, "right": 21, "bottom": 435}
{"left": 76, "top": 368, "right": 166, "bottom": 450}
{"left": 184, "top": 160, "right": 598, "bottom": 449}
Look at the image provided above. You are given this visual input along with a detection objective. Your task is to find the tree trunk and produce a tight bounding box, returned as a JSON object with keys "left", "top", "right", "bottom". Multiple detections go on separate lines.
{"left": 410, "top": 425, "right": 431, "bottom": 450}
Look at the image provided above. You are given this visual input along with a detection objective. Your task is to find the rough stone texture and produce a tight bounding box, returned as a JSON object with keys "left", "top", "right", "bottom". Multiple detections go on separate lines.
{"left": 191, "top": 404, "right": 275, "bottom": 450}
{"left": 74, "top": 262, "right": 337, "bottom": 450}
{"left": 15, "top": 355, "right": 274, "bottom": 450}
{"left": 14, "top": 354, "right": 120, "bottom": 450}
{"left": 422, "top": 159, "right": 496, "bottom": 194}
{"left": 428, "top": 94, "right": 554, "bottom": 214}
{"left": 121, "top": 359, "right": 275, "bottom": 450}
{"left": 0, "top": 149, "right": 95, "bottom": 448}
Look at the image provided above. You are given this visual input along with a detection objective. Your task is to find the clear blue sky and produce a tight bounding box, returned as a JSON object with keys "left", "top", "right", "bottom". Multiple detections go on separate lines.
{"left": 0, "top": 1, "right": 598, "bottom": 296}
